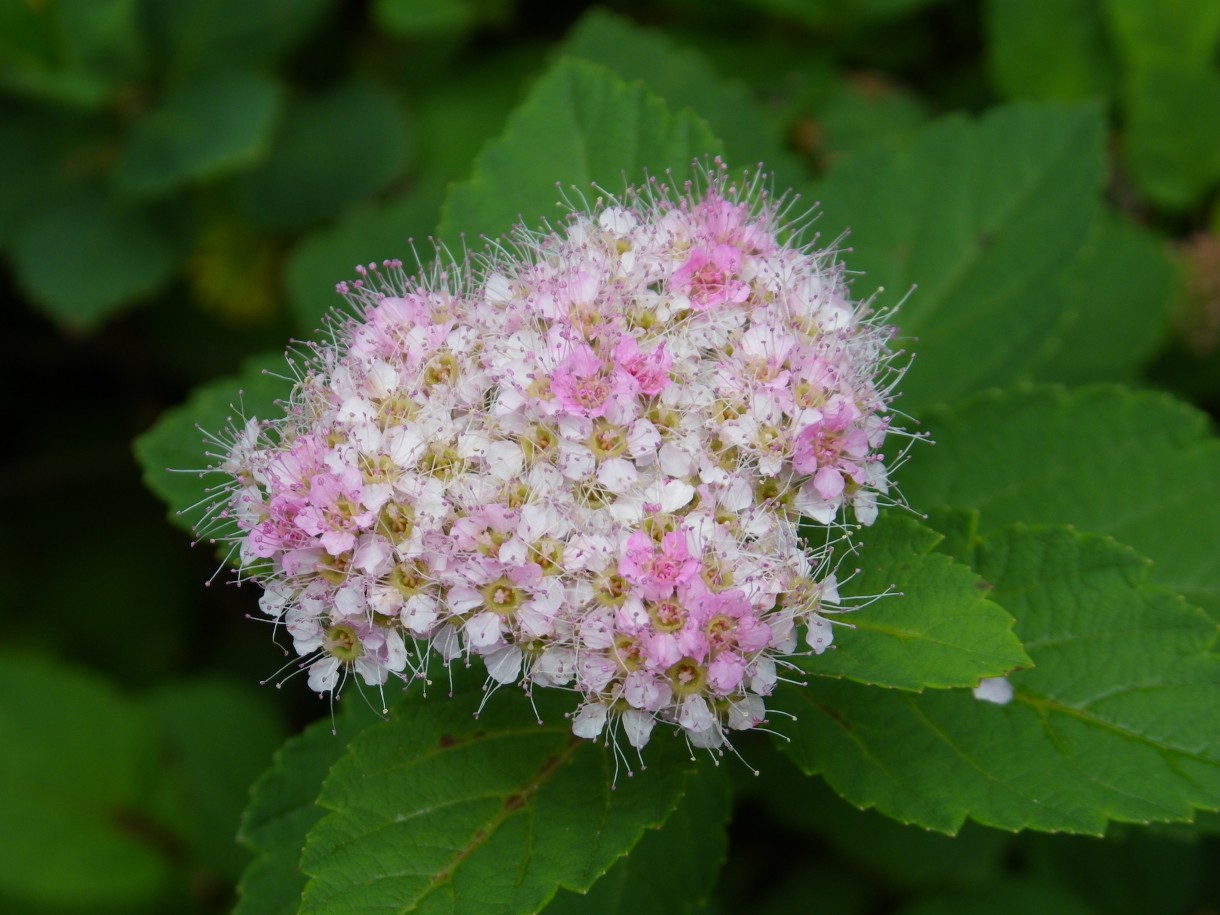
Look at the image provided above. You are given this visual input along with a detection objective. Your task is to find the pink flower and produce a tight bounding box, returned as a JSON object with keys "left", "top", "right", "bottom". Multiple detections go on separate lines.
{"left": 294, "top": 468, "right": 375, "bottom": 556}
{"left": 690, "top": 589, "right": 773, "bottom": 654}
{"left": 791, "top": 401, "right": 871, "bottom": 500}
{"left": 619, "top": 530, "right": 701, "bottom": 600}
{"left": 708, "top": 654, "right": 746, "bottom": 693}
{"left": 613, "top": 336, "right": 672, "bottom": 397}
{"left": 551, "top": 344, "right": 627, "bottom": 418}
{"left": 672, "top": 244, "right": 750, "bottom": 310}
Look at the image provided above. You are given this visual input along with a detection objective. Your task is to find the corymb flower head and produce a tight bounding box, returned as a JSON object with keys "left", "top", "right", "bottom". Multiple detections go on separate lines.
{"left": 199, "top": 160, "right": 907, "bottom": 762}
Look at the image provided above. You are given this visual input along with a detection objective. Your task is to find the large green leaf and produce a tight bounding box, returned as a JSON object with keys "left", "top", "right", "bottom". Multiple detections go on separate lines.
{"left": 11, "top": 183, "right": 184, "bottom": 328}
{"left": 781, "top": 525, "right": 1220, "bottom": 834}
{"left": 1027, "top": 214, "right": 1176, "bottom": 383}
{"left": 230, "top": 80, "right": 413, "bottom": 231}
{"left": 813, "top": 76, "right": 928, "bottom": 162}
{"left": 801, "top": 514, "right": 1029, "bottom": 690}
{"left": 375, "top": 0, "right": 510, "bottom": 36}
{"left": 0, "top": 653, "right": 174, "bottom": 909}
{"left": 134, "top": 352, "right": 291, "bottom": 534}
{"left": 899, "top": 386, "right": 1220, "bottom": 614}
{"left": 0, "top": 2, "right": 59, "bottom": 87}
{"left": 560, "top": 9, "right": 807, "bottom": 191}
{"left": 117, "top": 69, "right": 282, "bottom": 196}
{"left": 813, "top": 102, "right": 1104, "bottom": 412}
{"left": 0, "top": 0, "right": 143, "bottom": 107}
{"left": 298, "top": 675, "right": 696, "bottom": 914}
{"left": 142, "top": 0, "right": 330, "bottom": 77}
{"left": 1122, "top": 64, "right": 1220, "bottom": 211}
{"left": 0, "top": 103, "right": 106, "bottom": 248}
{"left": 1102, "top": 0, "right": 1220, "bottom": 72}
{"left": 730, "top": 0, "right": 951, "bottom": 27}
{"left": 236, "top": 703, "right": 386, "bottom": 915}
{"left": 542, "top": 767, "right": 732, "bottom": 914}
{"left": 410, "top": 45, "right": 539, "bottom": 188}
{"left": 985, "top": 0, "right": 1117, "bottom": 102}
{"left": 438, "top": 57, "right": 724, "bottom": 245}
{"left": 1100, "top": 1, "right": 1220, "bottom": 210}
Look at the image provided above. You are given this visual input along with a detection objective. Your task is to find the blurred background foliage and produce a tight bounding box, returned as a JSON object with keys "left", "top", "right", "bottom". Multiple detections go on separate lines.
{"left": 2, "top": 0, "right": 1219, "bottom": 912}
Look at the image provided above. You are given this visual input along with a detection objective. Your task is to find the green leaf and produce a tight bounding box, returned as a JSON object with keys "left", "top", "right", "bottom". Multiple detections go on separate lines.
{"left": 1122, "top": 64, "right": 1220, "bottom": 211}
{"left": 374, "top": 0, "right": 510, "bottom": 36}
{"left": 230, "top": 80, "right": 413, "bottom": 231}
{"left": 285, "top": 185, "right": 447, "bottom": 333}
{"left": 438, "top": 57, "right": 724, "bottom": 245}
{"left": 1102, "top": 0, "right": 1220, "bottom": 72}
{"left": 0, "top": 102, "right": 104, "bottom": 247}
{"left": 0, "top": 653, "right": 173, "bottom": 909}
{"left": 560, "top": 9, "right": 807, "bottom": 191}
{"left": 0, "top": 0, "right": 143, "bottom": 107}
{"left": 143, "top": 678, "right": 286, "bottom": 882}
{"left": 0, "top": 2, "right": 58, "bottom": 75}
{"left": 134, "top": 352, "right": 291, "bottom": 533}
{"left": 143, "top": 0, "right": 330, "bottom": 78}
{"left": 117, "top": 69, "right": 282, "bottom": 196}
{"left": 985, "top": 0, "right": 1117, "bottom": 102}
{"left": 542, "top": 767, "right": 732, "bottom": 914}
{"left": 801, "top": 514, "right": 1029, "bottom": 690}
{"left": 410, "top": 45, "right": 539, "bottom": 188}
{"left": 236, "top": 703, "right": 386, "bottom": 915}
{"left": 11, "top": 183, "right": 183, "bottom": 328}
{"left": 899, "top": 386, "right": 1220, "bottom": 615}
{"left": 1028, "top": 214, "right": 1176, "bottom": 383}
{"left": 813, "top": 76, "right": 928, "bottom": 162}
{"left": 781, "top": 525, "right": 1220, "bottom": 834}
{"left": 298, "top": 676, "right": 696, "bottom": 914}
{"left": 729, "top": 0, "right": 950, "bottom": 28}
{"left": 813, "top": 102, "right": 1104, "bottom": 412}
{"left": 53, "top": 0, "right": 144, "bottom": 87}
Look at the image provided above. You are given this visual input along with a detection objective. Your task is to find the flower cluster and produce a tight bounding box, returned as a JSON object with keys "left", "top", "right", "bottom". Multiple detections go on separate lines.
{"left": 205, "top": 164, "right": 901, "bottom": 755}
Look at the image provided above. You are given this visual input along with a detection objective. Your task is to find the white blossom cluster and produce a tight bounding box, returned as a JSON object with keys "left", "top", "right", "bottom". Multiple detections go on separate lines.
{"left": 202, "top": 164, "right": 904, "bottom": 756}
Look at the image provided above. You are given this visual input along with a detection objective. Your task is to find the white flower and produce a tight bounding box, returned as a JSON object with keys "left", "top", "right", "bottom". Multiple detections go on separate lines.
{"left": 572, "top": 702, "right": 609, "bottom": 739}
{"left": 973, "top": 677, "right": 1014, "bottom": 705}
